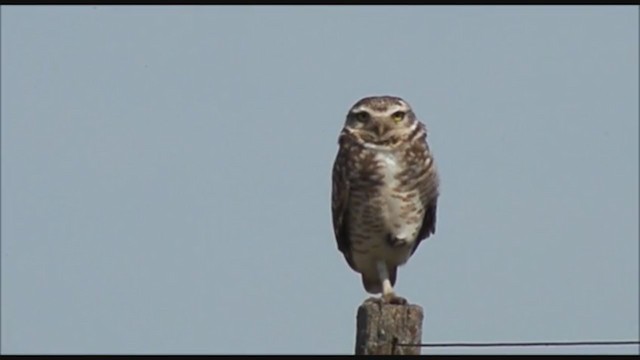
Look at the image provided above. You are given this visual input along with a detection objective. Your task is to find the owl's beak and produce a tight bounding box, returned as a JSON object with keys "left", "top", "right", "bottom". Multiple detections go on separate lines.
{"left": 375, "top": 123, "right": 386, "bottom": 137}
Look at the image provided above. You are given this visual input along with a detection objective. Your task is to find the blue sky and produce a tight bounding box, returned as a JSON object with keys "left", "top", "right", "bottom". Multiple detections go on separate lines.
{"left": 1, "top": 5, "right": 638, "bottom": 355}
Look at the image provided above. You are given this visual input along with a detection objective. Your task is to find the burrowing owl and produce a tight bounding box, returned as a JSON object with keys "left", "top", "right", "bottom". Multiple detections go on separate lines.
{"left": 331, "top": 95, "right": 439, "bottom": 304}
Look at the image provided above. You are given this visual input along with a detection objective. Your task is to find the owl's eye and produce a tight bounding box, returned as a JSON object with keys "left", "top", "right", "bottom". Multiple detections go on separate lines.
{"left": 353, "top": 112, "right": 370, "bottom": 122}
{"left": 391, "top": 111, "right": 406, "bottom": 122}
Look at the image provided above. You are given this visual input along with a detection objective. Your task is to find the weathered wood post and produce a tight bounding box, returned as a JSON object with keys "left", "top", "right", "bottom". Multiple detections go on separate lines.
{"left": 355, "top": 297, "right": 424, "bottom": 355}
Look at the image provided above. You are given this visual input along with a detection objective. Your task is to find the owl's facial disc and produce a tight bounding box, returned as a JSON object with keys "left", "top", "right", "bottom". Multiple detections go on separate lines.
{"left": 344, "top": 96, "right": 416, "bottom": 146}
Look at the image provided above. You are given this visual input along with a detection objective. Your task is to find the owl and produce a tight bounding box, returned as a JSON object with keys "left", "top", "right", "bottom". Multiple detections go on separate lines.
{"left": 331, "top": 95, "right": 439, "bottom": 304}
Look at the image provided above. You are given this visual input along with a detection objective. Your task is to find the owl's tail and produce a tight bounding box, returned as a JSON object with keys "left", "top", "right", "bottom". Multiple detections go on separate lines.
{"left": 361, "top": 266, "right": 397, "bottom": 294}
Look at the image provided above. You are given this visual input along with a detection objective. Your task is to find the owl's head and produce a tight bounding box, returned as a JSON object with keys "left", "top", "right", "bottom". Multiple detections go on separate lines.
{"left": 343, "top": 95, "right": 419, "bottom": 146}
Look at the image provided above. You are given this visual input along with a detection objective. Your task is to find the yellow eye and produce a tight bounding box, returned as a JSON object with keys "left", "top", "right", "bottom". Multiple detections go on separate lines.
{"left": 391, "top": 111, "right": 405, "bottom": 122}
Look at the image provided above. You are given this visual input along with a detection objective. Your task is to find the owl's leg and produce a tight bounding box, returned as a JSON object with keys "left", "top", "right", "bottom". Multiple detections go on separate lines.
{"left": 376, "top": 261, "right": 407, "bottom": 305}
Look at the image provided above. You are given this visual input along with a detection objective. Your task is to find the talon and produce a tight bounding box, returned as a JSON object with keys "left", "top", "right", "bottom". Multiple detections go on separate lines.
{"left": 382, "top": 293, "right": 408, "bottom": 305}
{"left": 390, "top": 296, "right": 408, "bottom": 305}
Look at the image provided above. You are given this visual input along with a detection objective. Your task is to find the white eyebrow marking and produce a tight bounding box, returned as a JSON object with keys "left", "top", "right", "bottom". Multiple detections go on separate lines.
{"left": 350, "top": 104, "right": 410, "bottom": 116}
{"left": 350, "top": 107, "right": 369, "bottom": 113}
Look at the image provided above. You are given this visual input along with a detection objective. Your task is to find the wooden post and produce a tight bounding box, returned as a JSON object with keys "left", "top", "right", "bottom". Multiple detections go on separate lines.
{"left": 355, "top": 297, "right": 424, "bottom": 355}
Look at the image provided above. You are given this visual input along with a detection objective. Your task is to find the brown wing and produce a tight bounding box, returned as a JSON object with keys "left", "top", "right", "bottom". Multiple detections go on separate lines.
{"left": 331, "top": 136, "right": 357, "bottom": 270}
{"left": 412, "top": 197, "right": 438, "bottom": 255}
{"left": 411, "top": 137, "right": 440, "bottom": 256}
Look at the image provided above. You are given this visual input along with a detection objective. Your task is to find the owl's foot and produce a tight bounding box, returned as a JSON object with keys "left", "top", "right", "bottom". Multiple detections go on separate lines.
{"left": 376, "top": 260, "right": 406, "bottom": 304}
{"left": 382, "top": 293, "right": 408, "bottom": 305}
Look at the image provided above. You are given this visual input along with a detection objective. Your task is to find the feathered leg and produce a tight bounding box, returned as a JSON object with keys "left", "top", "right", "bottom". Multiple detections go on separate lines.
{"left": 376, "top": 260, "right": 407, "bottom": 305}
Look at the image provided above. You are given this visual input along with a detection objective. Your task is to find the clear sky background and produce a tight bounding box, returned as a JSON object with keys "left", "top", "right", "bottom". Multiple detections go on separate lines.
{"left": 1, "top": 5, "right": 638, "bottom": 355}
